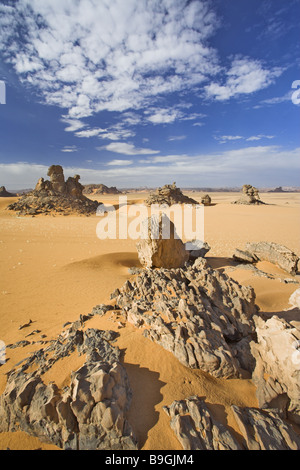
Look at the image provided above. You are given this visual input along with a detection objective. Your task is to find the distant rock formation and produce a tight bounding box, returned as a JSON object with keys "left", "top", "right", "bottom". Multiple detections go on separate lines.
{"left": 268, "top": 186, "right": 286, "bottom": 193}
{"left": 200, "top": 194, "right": 212, "bottom": 206}
{"left": 7, "top": 165, "right": 99, "bottom": 216}
{"left": 232, "top": 184, "right": 265, "bottom": 205}
{"left": 0, "top": 186, "right": 17, "bottom": 197}
{"left": 145, "top": 182, "right": 198, "bottom": 206}
{"left": 83, "top": 184, "right": 122, "bottom": 195}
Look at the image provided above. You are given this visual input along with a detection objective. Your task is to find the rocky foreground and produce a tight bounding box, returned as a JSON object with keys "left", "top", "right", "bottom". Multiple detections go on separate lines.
{"left": 1, "top": 249, "right": 299, "bottom": 450}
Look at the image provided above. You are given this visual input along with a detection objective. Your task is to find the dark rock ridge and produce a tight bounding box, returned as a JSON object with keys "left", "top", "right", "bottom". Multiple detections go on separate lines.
{"left": 0, "top": 319, "right": 137, "bottom": 450}
{"left": 145, "top": 182, "right": 198, "bottom": 206}
{"left": 83, "top": 184, "right": 122, "bottom": 195}
{"left": 232, "top": 184, "right": 265, "bottom": 205}
{"left": 0, "top": 186, "right": 17, "bottom": 197}
{"left": 164, "top": 396, "right": 300, "bottom": 450}
{"left": 111, "top": 257, "right": 258, "bottom": 379}
{"left": 7, "top": 165, "right": 99, "bottom": 216}
{"left": 233, "top": 241, "right": 299, "bottom": 275}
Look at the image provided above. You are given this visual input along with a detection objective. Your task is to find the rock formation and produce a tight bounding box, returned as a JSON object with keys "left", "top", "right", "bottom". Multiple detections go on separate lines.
{"left": 111, "top": 257, "right": 258, "bottom": 378}
{"left": 250, "top": 314, "right": 300, "bottom": 424}
{"left": 0, "top": 316, "right": 137, "bottom": 450}
{"left": 232, "top": 184, "right": 265, "bottom": 205}
{"left": 136, "top": 214, "right": 189, "bottom": 269}
{"left": 145, "top": 182, "right": 198, "bottom": 206}
{"left": 200, "top": 194, "right": 212, "bottom": 206}
{"left": 163, "top": 396, "right": 300, "bottom": 450}
{"left": 0, "top": 186, "right": 17, "bottom": 197}
{"left": 7, "top": 165, "right": 99, "bottom": 216}
{"left": 233, "top": 241, "right": 299, "bottom": 275}
{"left": 83, "top": 184, "right": 122, "bottom": 195}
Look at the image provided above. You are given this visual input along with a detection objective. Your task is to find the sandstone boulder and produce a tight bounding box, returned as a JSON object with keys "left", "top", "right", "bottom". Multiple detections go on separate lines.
{"left": 245, "top": 241, "right": 299, "bottom": 275}
{"left": 136, "top": 213, "right": 189, "bottom": 268}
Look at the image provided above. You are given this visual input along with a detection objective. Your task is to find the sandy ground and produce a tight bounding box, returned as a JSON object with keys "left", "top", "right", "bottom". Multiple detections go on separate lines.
{"left": 0, "top": 191, "right": 299, "bottom": 450}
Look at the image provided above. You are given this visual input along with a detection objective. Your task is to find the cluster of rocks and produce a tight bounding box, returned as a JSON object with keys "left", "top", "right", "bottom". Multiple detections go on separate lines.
{"left": 7, "top": 165, "right": 99, "bottom": 216}
{"left": 111, "top": 257, "right": 258, "bottom": 379}
{"left": 233, "top": 241, "right": 299, "bottom": 275}
{"left": 145, "top": 183, "right": 199, "bottom": 206}
{"left": 0, "top": 186, "right": 17, "bottom": 197}
{"left": 83, "top": 184, "right": 122, "bottom": 195}
{"left": 164, "top": 397, "right": 300, "bottom": 450}
{"left": 0, "top": 316, "right": 137, "bottom": 450}
{"left": 232, "top": 184, "right": 264, "bottom": 205}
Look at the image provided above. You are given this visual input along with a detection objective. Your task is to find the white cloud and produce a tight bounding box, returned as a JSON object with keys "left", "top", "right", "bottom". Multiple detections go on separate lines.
{"left": 168, "top": 135, "right": 187, "bottom": 142}
{"left": 205, "top": 57, "right": 284, "bottom": 101}
{"left": 1, "top": 146, "right": 299, "bottom": 188}
{"left": 106, "top": 160, "right": 133, "bottom": 166}
{"left": 99, "top": 142, "right": 160, "bottom": 156}
{"left": 215, "top": 134, "right": 275, "bottom": 144}
{"left": 0, "top": 0, "right": 220, "bottom": 120}
{"left": 61, "top": 145, "right": 78, "bottom": 153}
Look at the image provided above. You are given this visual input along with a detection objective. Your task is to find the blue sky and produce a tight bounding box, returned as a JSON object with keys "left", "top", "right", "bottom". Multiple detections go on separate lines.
{"left": 0, "top": 0, "right": 299, "bottom": 189}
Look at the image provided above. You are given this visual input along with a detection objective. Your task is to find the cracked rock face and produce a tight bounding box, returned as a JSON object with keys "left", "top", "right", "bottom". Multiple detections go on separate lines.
{"left": 0, "top": 326, "right": 137, "bottom": 450}
{"left": 164, "top": 397, "right": 300, "bottom": 450}
{"left": 250, "top": 314, "right": 300, "bottom": 424}
{"left": 112, "top": 258, "right": 258, "bottom": 378}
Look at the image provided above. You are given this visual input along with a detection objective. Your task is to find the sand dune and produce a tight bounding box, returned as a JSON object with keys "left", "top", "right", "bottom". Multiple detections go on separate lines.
{"left": 0, "top": 192, "right": 299, "bottom": 449}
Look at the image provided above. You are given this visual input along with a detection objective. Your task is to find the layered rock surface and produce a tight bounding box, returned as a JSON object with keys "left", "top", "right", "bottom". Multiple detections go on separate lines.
{"left": 111, "top": 258, "right": 258, "bottom": 378}
{"left": 0, "top": 322, "right": 137, "bottom": 450}
{"left": 7, "top": 165, "right": 99, "bottom": 216}
{"left": 164, "top": 396, "right": 300, "bottom": 450}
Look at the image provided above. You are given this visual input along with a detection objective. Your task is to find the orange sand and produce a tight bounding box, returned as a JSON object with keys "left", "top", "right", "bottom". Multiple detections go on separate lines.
{"left": 0, "top": 192, "right": 299, "bottom": 450}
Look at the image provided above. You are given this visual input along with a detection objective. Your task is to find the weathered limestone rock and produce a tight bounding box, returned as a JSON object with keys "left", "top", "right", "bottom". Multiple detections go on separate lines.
{"left": 0, "top": 325, "right": 137, "bottom": 450}
{"left": 250, "top": 314, "right": 300, "bottom": 424}
{"left": 200, "top": 194, "right": 212, "bottom": 206}
{"left": 136, "top": 214, "right": 189, "bottom": 269}
{"left": 232, "top": 184, "right": 264, "bottom": 205}
{"left": 184, "top": 240, "right": 211, "bottom": 260}
{"left": 233, "top": 249, "right": 259, "bottom": 264}
{"left": 112, "top": 257, "right": 258, "bottom": 378}
{"left": 245, "top": 241, "right": 299, "bottom": 275}
{"left": 163, "top": 397, "right": 242, "bottom": 450}
{"left": 231, "top": 406, "right": 300, "bottom": 450}
{"left": 83, "top": 184, "right": 122, "bottom": 195}
{"left": 7, "top": 165, "right": 99, "bottom": 216}
{"left": 164, "top": 397, "right": 300, "bottom": 450}
{"left": 145, "top": 182, "right": 198, "bottom": 206}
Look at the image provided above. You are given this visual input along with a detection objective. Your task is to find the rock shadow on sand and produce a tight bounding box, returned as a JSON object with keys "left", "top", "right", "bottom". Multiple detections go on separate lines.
{"left": 121, "top": 361, "right": 166, "bottom": 449}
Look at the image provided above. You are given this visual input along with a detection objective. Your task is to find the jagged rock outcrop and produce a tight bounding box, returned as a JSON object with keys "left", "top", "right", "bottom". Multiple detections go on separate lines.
{"left": 200, "top": 194, "right": 212, "bottom": 206}
{"left": 163, "top": 397, "right": 242, "bottom": 450}
{"left": 111, "top": 257, "right": 258, "bottom": 378}
{"left": 136, "top": 213, "right": 189, "bottom": 269}
{"left": 7, "top": 165, "right": 99, "bottom": 216}
{"left": 0, "top": 186, "right": 17, "bottom": 197}
{"left": 232, "top": 184, "right": 265, "bottom": 205}
{"left": 163, "top": 396, "right": 300, "bottom": 450}
{"left": 184, "top": 240, "right": 211, "bottom": 261}
{"left": 83, "top": 184, "right": 122, "bottom": 195}
{"left": 233, "top": 241, "right": 299, "bottom": 275}
{"left": 145, "top": 182, "right": 198, "bottom": 206}
{"left": 0, "top": 323, "right": 137, "bottom": 450}
{"left": 250, "top": 314, "right": 300, "bottom": 424}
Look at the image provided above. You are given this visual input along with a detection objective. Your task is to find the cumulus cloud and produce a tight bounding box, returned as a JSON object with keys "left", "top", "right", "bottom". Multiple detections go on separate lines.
{"left": 0, "top": 0, "right": 219, "bottom": 121}
{"left": 99, "top": 142, "right": 160, "bottom": 156}
{"left": 205, "top": 57, "right": 284, "bottom": 101}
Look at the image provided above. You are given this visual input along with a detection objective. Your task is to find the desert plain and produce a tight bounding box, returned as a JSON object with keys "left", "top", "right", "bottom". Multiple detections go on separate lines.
{"left": 0, "top": 190, "right": 299, "bottom": 450}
